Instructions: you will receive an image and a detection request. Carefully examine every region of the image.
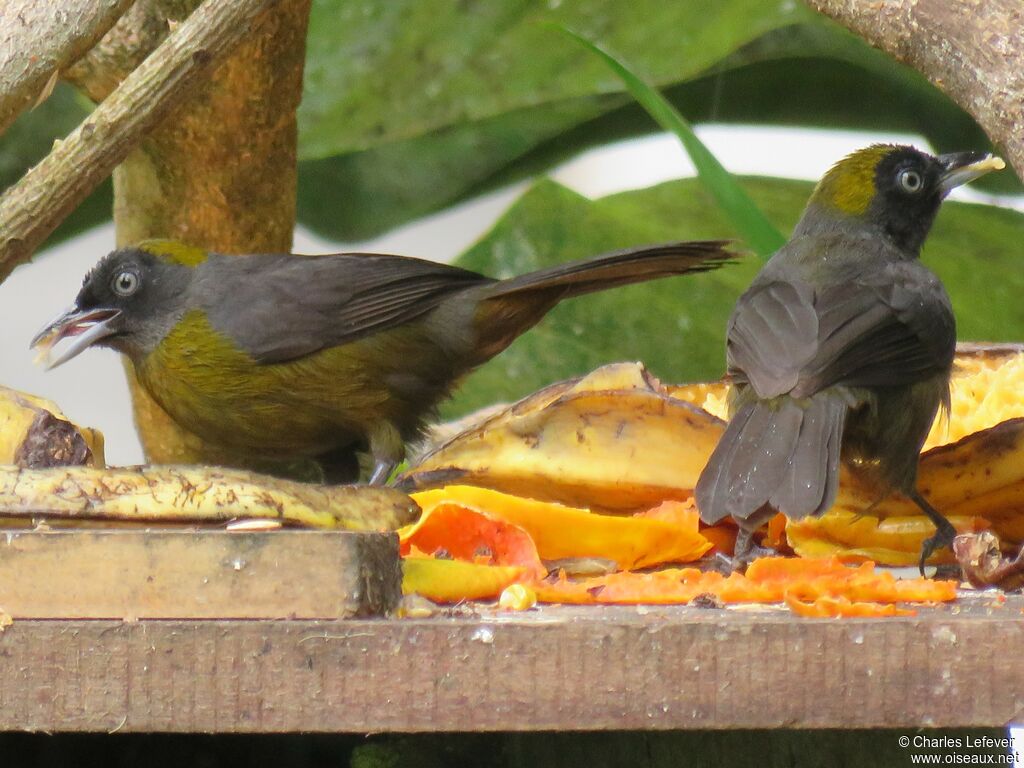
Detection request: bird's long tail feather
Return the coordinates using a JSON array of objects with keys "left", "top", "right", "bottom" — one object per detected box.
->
[
  {"left": 489, "top": 241, "right": 733, "bottom": 299},
  {"left": 695, "top": 394, "right": 847, "bottom": 525},
  {"left": 471, "top": 241, "right": 733, "bottom": 361}
]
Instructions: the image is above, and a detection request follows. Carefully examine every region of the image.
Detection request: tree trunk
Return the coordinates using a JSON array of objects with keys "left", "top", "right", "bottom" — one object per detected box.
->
[
  {"left": 0, "top": 0, "right": 279, "bottom": 281},
  {"left": 75, "top": 0, "right": 312, "bottom": 464}
]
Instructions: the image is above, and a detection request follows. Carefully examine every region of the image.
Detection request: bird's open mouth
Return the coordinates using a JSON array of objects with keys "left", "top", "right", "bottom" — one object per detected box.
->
[
  {"left": 30, "top": 307, "right": 122, "bottom": 370},
  {"left": 938, "top": 152, "right": 1005, "bottom": 195}
]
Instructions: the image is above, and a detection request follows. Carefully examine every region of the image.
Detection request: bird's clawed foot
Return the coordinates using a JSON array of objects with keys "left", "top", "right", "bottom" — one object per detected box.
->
[
  {"left": 907, "top": 488, "right": 957, "bottom": 577},
  {"left": 918, "top": 519, "right": 957, "bottom": 577},
  {"left": 367, "top": 421, "right": 404, "bottom": 486},
  {"left": 712, "top": 528, "right": 778, "bottom": 573}
]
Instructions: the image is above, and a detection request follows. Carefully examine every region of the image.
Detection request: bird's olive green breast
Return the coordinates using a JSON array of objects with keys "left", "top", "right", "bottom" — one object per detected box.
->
[{"left": 135, "top": 310, "right": 460, "bottom": 458}]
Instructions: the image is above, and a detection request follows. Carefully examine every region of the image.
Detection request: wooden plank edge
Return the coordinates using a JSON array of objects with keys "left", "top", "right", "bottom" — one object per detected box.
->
[
  {"left": 0, "top": 530, "right": 402, "bottom": 620},
  {"left": 0, "top": 606, "right": 1020, "bottom": 733}
]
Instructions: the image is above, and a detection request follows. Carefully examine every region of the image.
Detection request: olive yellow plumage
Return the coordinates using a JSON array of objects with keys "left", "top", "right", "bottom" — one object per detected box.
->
[{"left": 34, "top": 238, "right": 732, "bottom": 483}]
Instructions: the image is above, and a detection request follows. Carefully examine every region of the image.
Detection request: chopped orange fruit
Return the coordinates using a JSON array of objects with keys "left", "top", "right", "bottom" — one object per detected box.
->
[
  {"left": 411, "top": 486, "right": 711, "bottom": 569},
  {"left": 765, "top": 513, "right": 788, "bottom": 550},
  {"left": 784, "top": 594, "right": 915, "bottom": 618},
  {"left": 399, "top": 487, "right": 956, "bottom": 616},
  {"left": 637, "top": 498, "right": 736, "bottom": 556},
  {"left": 402, "top": 557, "right": 525, "bottom": 602},
  {"left": 635, "top": 499, "right": 700, "bottom": 528},
  {"left": 399, "top": 502, "right": 544, "bottom": 576},
  {"left": 528, "top": 556, "right": 955, "bottom": 615}
]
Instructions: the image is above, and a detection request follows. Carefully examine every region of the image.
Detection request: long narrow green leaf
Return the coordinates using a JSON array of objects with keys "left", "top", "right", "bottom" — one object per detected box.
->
[{"left": 557, "top": 26, "right": 787, "bottom": 257}]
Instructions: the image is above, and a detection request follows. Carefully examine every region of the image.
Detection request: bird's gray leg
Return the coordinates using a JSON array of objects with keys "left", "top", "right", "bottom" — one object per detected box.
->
[
  {"left": 907, "top": 488, "right": 957, "bottom": 576},
  {"left": 712, "top": 508, "right": 779, "bottom": 572},
  {"left": 367, "top": 421, "right": 404, "bottom": 486},
  {"left": 730, "top": 524, "right": 778, "bottom": 568}
]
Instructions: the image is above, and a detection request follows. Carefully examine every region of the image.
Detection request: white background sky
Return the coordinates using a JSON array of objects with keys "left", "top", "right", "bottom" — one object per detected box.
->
[{"left": 1, "top": 125, "right": 1020, "bottom": 466}]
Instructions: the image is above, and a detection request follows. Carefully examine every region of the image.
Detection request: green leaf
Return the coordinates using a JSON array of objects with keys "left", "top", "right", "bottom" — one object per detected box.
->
[
  {"left": 297, "top": 9, "right": 1012, "bottom": 240},
  {"left": 0, "top": 4, "right": 1012, "bottom": 251},
  {"left": 557, "top": 25, "right": 785, "bottom": 257},
  {"left": 296, "top": 0, "right": 814, "bottom": 239},
  {"left": 1, "top": 6, "right": 1011, "bottom": 248},
  {"left": 0, "top": 85, "right": 85, "bottom": 189},
  {"left": 297, "top": 98, "right": 611, "bottom": 240},
  {"left": 300, "top": 0, "right": 804, "bottom": 158},
  {"left": 443, "top": 176, "right": 1024, "bottom": 416}
]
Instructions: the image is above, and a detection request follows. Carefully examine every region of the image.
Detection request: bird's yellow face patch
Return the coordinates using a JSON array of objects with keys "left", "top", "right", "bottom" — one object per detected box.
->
[
  {"left": 137, "top": 239, "right": 208, "bottom": 267},
  {"left": 811, "top": 144, "right": 895, "bottom": 217}
]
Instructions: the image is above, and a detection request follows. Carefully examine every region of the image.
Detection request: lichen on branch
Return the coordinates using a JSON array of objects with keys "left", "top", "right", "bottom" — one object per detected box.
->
[
  {"left": 0, "top": 0, "right": 277, "bottom": 283},
  {"left": 0, "top": 0, "right": 135, "bottom": 136}
]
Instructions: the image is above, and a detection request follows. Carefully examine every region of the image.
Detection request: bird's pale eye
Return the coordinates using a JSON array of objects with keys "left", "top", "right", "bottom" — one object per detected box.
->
[
  {"left": 111, "top": 269, "right": 140, "bottom": 297},
  {"left": 898, "top": 168, "right": 923, "bottom": 194}
]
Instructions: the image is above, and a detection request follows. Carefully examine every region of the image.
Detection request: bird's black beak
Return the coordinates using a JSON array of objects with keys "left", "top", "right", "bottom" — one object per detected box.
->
[
  {"left": 30, "top": 305, "right": 122, "bottom": 370},
  {"left": 937, "top": 151, "right": 1005, "bottom": 196}
]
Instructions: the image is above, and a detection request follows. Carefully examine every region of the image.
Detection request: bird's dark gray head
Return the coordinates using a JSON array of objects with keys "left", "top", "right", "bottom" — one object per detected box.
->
[
  {"left": 31, "top": 242, "right": 197, "bottom": 368},
  {"left": 797, "top": 144, "right": 1004, "bottom": 254}
]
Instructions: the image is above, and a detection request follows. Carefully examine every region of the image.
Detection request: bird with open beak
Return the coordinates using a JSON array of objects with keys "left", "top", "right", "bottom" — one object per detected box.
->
[{"left": 33, "top": 239, "right": 732, "bottom": 484}]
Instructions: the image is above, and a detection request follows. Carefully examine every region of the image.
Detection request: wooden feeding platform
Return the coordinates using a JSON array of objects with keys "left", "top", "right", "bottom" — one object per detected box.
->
[{"left": 0, "top": 528, "right": 1021, "bottom": 734}]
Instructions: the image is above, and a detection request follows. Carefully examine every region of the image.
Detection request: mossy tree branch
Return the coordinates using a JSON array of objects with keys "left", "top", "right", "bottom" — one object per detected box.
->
[
  {"left": 807, "top": 0, "right": 1024, "bottom": 180},
  {"left": 0, "top": 0, "right": 277, "bottom": 283},
  {"left": 0, "top": 0, "right": 135, "bottom": 136}
]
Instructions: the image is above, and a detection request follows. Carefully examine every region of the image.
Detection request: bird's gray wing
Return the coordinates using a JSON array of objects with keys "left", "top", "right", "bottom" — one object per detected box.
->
[
  {"left": 196, "top": 253, "right": 494, "bottom": 362},
  {"left": 793, "top": 261, "right": 955, "bottom": 396},
  {"left": 727, "top": 261, "right": 954, "bottom": 400},
  {"left": 725, "top": 279, "right": 820, "bottom": 398}
]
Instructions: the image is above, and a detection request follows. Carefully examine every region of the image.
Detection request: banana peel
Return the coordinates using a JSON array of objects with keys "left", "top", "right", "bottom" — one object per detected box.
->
[
  {"left": 0, "top": 386, "right": 417, "bottom": 531},
  {"left": 398, "top": 362, "right": 724, "bottom": 512},
  {"left": 793, "top": 346, "right": 1024, "bottom": 560},
  {"left": 403, "top": 345, "right": 1024, "bottom": 565},
  {"left": 677, "top": 346, "right": 1024, "bottom": 559},
  {"left": 675, "top": 344, "right": 1024, "bottom": 450},
  {"left": 796, "top": 417, "right": 1024, "bottom": 560},
  {"left": 785, "top": 510, "right": 989, "bottom": 566},
  {"left": 0, "top": 386, "right": 104, "bottom": 467},
  {"left": 0, "top": 464, "right": 418, "bottom": 531}
]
